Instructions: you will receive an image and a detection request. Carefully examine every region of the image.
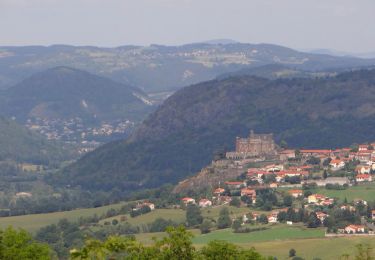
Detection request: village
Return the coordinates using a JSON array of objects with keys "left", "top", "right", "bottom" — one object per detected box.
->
[
  {"left": 172, "top": 131, "right": 375, "bottom": 236},
  {"left": 25, "top": 117, "right": 136, "bottom": 154}
]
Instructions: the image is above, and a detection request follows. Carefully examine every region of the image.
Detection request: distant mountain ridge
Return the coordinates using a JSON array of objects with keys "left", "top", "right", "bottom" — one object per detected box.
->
[
  {"left": 1, "top": 43, "right": 374, "bottom": 92},
  {"left": 0, "top": 67, "right": 154, "bottom": 122},
  {"left": 55, "top": 68, "right": 375, "bottom": 192}
]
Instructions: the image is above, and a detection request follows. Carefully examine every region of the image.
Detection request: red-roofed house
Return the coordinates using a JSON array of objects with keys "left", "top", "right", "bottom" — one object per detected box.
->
[
  {"left": 345, "top": 225, "right": 365, "bottom": 234},
  {"left": 329, "top": 159, "right": 345, "bottom": 170},
  {"left": 316, "top": 212, "right": 329, "bottom": 222},
  {"left": 181, "top": 197, "right": 196, "bottom": 205},
  {"left": 241, "top": 188, "right": 256, "bottom": 197},
  {"left": 288, "top": 189, "right": 303, "bottom": 198},
  {"left": 356, "top": 174, "right": 372, "bottom": 182},
  {"left": 356, "top": 165, "right": 371, "bottom": 174},
  {"left": 225, "top": 181, "right": 245, "bottom": 189},
  {"left": 359, "top": 144, "right": 369, "bottom": 151},
  {"left": 199, "top": 199, "right": 212, "bottom": 208},
  {"left": 213, "top": 188, "right": 225, "bottom": 195}
]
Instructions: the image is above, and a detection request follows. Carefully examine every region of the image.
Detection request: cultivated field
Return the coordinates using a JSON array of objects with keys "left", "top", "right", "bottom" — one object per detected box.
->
[
  {"left": 192, "top": 224, "right": 325, "bottom": 244},
  {"left": 0, "top": 202, "right": 126, "bottom": 233},
  {"left": 316, "top": 182, "right": 375, "bottom": 202}
]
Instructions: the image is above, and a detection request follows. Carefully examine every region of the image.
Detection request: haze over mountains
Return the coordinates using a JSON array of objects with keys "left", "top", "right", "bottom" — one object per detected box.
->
[
  {"left": 1, "top": 43, "right": 375, "bottom": 93},
  {"left": 56, "top": 68, "right": 375, "bottom": 191},
  {"left": 0, "top": 66, "right": 153, "bottom": 123}
]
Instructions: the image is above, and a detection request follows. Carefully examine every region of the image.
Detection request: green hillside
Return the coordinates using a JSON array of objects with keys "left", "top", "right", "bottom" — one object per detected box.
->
[
  {"left": 0, "top": 66, "right": 153, "bottom": 122},
  {"left": 56, "top": 69, "right": 375, "bottom": 191},
  {"left": 0, "top": 117, "right": 71, "bottom": 164}
]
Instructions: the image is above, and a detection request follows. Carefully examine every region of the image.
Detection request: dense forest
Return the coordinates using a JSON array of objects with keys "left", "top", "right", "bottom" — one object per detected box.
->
[{"left": 55, "top": 69, "right": 375, "bottom": 191}]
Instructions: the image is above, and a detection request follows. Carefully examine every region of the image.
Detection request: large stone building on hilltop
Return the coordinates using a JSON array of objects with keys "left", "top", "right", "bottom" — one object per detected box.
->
[{"left": 227, "top": 130, "right": 277, "bottom": 159}]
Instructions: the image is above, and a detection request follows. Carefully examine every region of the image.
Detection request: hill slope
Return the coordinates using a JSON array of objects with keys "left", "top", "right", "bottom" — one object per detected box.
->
[
  {"left": 0, "top": 117, "right": 71, "bottom": 164},
  {"left": 0, "top": 67, "right": 153, "bottom": 122},
  {"left": 0, "top": 43, "right": 374, "bottom": 92},
  {"left": 56, "top": 69, "right": 375, "bottom": 191}
]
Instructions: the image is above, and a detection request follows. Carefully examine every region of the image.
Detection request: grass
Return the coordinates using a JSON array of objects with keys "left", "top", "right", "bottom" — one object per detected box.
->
[
  {"left": 192, "top": 224, "right": 325, "bottom": 244},
  {"left": 250, "top": 236, "right": 375, "bottom": 259},
  {"left": 100, "top": 205, "right": 256, "bottom": 228},
  {"left": 315, "top": 182, "right": 375, "bottom": 202},
  {"left": 0, "top": 202, "right": 126, "bottom": 233}
]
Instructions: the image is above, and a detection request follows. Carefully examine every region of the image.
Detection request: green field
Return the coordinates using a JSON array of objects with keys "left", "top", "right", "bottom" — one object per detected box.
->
[
  {"left": 0, "top": 202, "right": 126, "bottom": 233},
  {"left": 136, "top": 227, "right": 375, "bottom": 259},
  {"left": 192, "top": 224, "right": 325, "bottom": 244},
  {"left": 251, "top": 236, "right": 375, "bottom": 259},
  {"left": 100, "top": 206, "right": 254, "bottom": 227},
  {"left": 316, "top": 183, "right": 375, "bottom": 202}
]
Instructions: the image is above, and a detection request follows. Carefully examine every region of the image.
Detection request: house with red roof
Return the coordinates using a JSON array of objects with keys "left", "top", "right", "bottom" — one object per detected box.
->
[
  {"left": 345, "top": 225, "right": 365, "bottom": 234},
  {"left": 329, "top": 159, "right": 345, "bottom": 170},
  {"left": 316, "top": 211, "right": 329, "bottom": 222},
  {"left": 225, "top": 181, "right": 245, "bottom": 189},
  {"left": 356, "top": 174, "right": 372, "bottom": 182},
  {"left": 213, "top": 188, "right": 225, "bottom": 195},
  {"left": 181, "top": 197, "right": 196, "bottom": 205},
  {"left": 288, "top": 189, "right": 303, "bottom": 198},
  {"left": 199, "top": 199, "right": 212, "bottom": 208}
]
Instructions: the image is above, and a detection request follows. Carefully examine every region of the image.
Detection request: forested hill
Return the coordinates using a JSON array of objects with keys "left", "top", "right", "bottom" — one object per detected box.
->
[
  {"left": 0, "top": 117, "right": 72, "bottom": 164},
  {"left": 0, "top": 67, "right": 153, "bottom": 122},
  {"left": 57, "top": 69, "right": 375, "bottom": 191}
]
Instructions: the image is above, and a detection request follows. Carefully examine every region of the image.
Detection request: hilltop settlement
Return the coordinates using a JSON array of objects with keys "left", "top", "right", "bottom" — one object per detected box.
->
[{"left": 173, "top": 130, "right": 375, "bottom": 235}]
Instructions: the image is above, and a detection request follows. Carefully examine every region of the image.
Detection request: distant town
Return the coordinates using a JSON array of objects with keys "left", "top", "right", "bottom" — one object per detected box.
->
[
  {"left": 25, "top": 117, "right": 136, "bottom": 153},
  {"left": 174, "top": 130, "right": 375, "bottom": 235}
]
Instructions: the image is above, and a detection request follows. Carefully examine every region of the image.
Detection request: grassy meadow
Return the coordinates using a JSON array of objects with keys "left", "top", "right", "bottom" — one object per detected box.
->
[{"left": 0, "top": 202, "right": 126, "bottom": 233}]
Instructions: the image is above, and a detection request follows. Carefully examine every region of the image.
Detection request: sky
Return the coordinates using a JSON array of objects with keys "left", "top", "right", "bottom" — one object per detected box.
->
[{"left": 1, "top": 0, "right": 375, "bottom": 53}]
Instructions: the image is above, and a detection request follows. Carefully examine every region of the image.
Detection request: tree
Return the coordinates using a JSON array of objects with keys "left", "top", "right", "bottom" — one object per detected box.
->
[
  {"left": 289, "top": 248, "right": 296, "bottom": 257},
  {"left": 307, "top": 212, "right": 321, "bottom": 228},
  {"left": 283, "top": 195, "right": 293, "bottom": 207},
  {"left": 232, "top": 219, "right": 242, "bottom": 232},
  {"left": 199, "top": 219, "right": 212, "bottom": 234},
  {"left": 277, "top": 211, "right": 287, "bottom": 223},
  {"left": 280, "top": 140, "right": 288, "bottom": 149},
  {"left": 323, "top": 170, "right": 328, "bottom": 179},
  {"left": 229, "top": 197, "right": 241, "bottom": 207},
  {"left": 258, "top": 214, "right": 269, "bottom": 224},
  {"left": 111, "top": 219, "right": 118, "bottom": 225},
  {"left": 0, "top": 227, "right": 51, "bottom": 260},
  {"left": 217, "top": 207, "right": 232, "bottom": 229},
  {"left": 186, "top": 204, "right": 203, "bottom": 227}
]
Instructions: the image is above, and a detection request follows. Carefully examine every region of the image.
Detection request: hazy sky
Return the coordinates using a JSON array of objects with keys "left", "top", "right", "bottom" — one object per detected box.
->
[{"left": 1, "top": 0, "right": 374, "bottom": 52}]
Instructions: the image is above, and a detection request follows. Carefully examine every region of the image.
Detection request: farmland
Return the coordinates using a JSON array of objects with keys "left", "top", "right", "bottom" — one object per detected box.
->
[
  {"left": 0, "top": 202, "right": 126, "bottom": 233},
  {"left": 192, "top": 224, "right": 325, "bottom": 244},
  {"left": 316, "top": 182, "right": 375, "bottom": 202}
]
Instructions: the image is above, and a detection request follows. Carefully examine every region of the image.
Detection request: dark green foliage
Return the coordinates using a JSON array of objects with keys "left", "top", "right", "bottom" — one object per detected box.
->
[
  {"left": 186, "top": 204, "right": 203, "bottom": 227},
  {"left": 0, "top": 227, "right": 51, "bottom": 259},
  {"left": 217, "top": 207, "right": 232, "bottom": 229},
  {"left": 59, "top": 69, "right": 375, "bottom": 191},
  {"left": 229, "top": 197, "right": 241, "bottom": 207},
  {"left": 258, "top": 214, "right": 269, "bottom": 224},
  {"left": 130, "top": 205, "right": 151, "bottom": 218},
  {"left": 289, "top": 248, "right": 296, "bottom": 257},
  {"left": 307, "top": 212, "right": 321, "bottom": 228},
  {"left": 199, "top": 219, "right": 212, "bottom": 234},
  {"left": 231, "top": 219, "right": 242, "bottom": 232},
  {"left": 149, "top": 218, "right": 178, "bottom": 232},
  {"left": 283, "top": 195, "right": 293, "bottom": 207}
]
